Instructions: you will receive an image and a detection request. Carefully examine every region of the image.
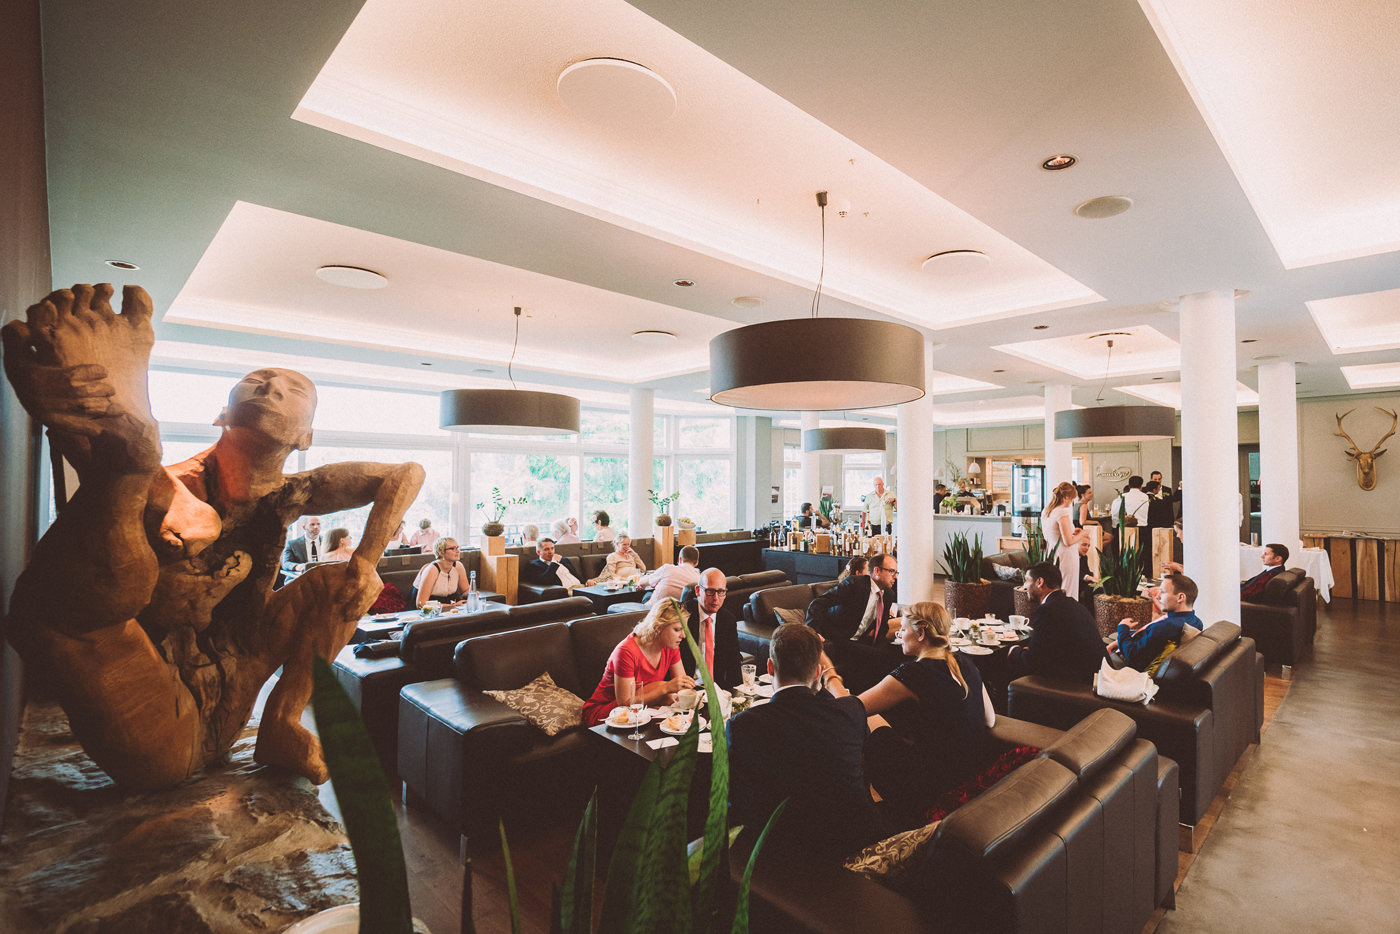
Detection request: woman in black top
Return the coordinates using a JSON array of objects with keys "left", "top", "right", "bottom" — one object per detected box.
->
[{"left": 857, "top": 602, "right": 996, "bottom": 826}]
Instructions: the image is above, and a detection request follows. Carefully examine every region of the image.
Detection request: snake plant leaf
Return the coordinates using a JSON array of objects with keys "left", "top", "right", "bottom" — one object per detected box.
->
[
  {"left": 729, "top": 800, "right": 788, "bottom": 934},
  {"left": 598, "top": 758, "right": 662, "bottom": 932},
  {"left": 680, "top": 613, "right": 730, "bottom": 934},
  {"left": 556, "top": 789, "right": 597, "bottom": 934},
  {"left": 631, "top": 710, "right": 700, "bottom": 933}
]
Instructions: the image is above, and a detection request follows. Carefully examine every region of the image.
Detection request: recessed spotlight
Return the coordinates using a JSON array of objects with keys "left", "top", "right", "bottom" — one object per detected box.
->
[
  {"left": 673, "top": 278, "right": 695, "bottom": 288},
  {"left": 1073, "top": 196, "right": 1133, "bottom": 219},
  {"left": 1041, "top": 154, "right": 1077, "bottom": 171},
  {"left": 731, "top": 296, "right": 765, "bottom": 308},
  {"left": 1252, "top": 354, "right": 1279, "bottom": 362},
  {"left": 473, "top": 367, "right": 494, "bottom": 374},
  {"left": 420, "top": 361, "right": 433, "bottom": 367},
  {"left": 1033, "top": 324, "right": 1050, "bottom": 330},
  {"left": 104, "top": 260, "right": 140, "bottom": 270},
  {"left": 1026, "top": 379, "right": 1044, "bottom": 385},
  {"left": 992, "top": 369, "right": 1005, "bottom": 373},
  {"left": 1152, "top": 376, "right": 1165, "bottom": 381},
  {"left": 632, "top": 329, "right": 678, "bottom": 345},
  {"left": 1241, "top": 338, "right": 1258, "bottom": 343},
  {"left": 315, "top": 265, "right": 388, "bottom": 289},
  {"left": 921, "top": 250, "right": 990, "bottom": 277}
]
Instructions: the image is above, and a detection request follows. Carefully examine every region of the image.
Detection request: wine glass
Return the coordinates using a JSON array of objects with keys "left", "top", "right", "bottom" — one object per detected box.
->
[{"left": 627, "top": 680, "right": 647, "bottom": 741}]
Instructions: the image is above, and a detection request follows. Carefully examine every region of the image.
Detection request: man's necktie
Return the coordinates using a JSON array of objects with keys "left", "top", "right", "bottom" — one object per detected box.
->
[
  {"left": 703, "top": 616, "right": 715, "bottom": 674},
  {"left": 308, "top": 538, "right": 318, "bottom": 562},
  {"left": 870, "top": 595, "right": 884, "bottom": 643}
]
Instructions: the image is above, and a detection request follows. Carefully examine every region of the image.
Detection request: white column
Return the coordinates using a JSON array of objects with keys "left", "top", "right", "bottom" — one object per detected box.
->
[
  {"left": 1257, "top": 360, "right": 1301, "bottom": 558},
  {"left": 1044, "top": 383, "right": 1074, "bottom": 489},
  {"left": 800, "top": 411, "right": 821, "bottom": 511},
  {"left": 897, "top": 342, "right": 937, "bottom": 603},
  {"left": 628, "top": 388, "right": 654, "bottom": 538},
  {"left": 1178, "top": 289, "right": 1241, "bottom": 625}
]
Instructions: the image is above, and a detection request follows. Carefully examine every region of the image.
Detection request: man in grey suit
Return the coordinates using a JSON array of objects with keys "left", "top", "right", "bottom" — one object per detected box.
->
[{"left": 280, "top": 515, "right": 323, "bottom": 577}]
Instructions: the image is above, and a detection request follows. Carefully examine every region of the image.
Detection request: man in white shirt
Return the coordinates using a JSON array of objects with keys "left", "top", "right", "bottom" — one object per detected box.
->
[
  {"left": 640, "top": 544, "right": 701, "bottom": 605},
  {"left": 863, "top": 477, "right": 896, "bottom": 534},
  {"left": 1109, "top": 476, "right": 1150, "bottom": 528},
  {"left": 521, "top": 537, "right": 582, "bottom": 592},
  {"left": 280, "top": 516, "right": 323, "bottom": 577},
  {"left": 679, "top": 566, "right": 741, "bottom": 689}
]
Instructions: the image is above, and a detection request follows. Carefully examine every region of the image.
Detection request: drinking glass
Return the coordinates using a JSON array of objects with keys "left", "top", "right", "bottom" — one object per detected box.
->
[
  {"left": 741, "top": 663, "right": 757, "bottom": 691},
  {"left": 627, "top": 681, "right": 646, "bottom": 741}
]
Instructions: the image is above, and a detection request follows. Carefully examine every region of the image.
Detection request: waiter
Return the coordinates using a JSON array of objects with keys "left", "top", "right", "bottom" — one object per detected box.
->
[{"left": 864, "top": 477, "right": 896, "bottom": 534}]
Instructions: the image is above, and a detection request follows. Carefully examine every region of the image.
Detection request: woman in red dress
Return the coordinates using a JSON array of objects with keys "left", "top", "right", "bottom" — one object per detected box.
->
[{"left": 583, "top": 600, "right": 696, "bottom": 726}]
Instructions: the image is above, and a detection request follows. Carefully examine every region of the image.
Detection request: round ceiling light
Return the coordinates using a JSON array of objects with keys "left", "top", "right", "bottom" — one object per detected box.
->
[
  {"left": 673, "top": 278, "right": 696, "bottom": 288},
  {"left": 557, "top": 58, "right": 677, "bottom": 127},
  {"left": 1073, "top": 196, "right": 1133, "bottom": 219},
  {"left": 1041, "top": 154, "right": 1077, "bottom": 171},
  {"left": 709, "top": 318, "right": 926, "bottom": 410},
  {"left": 921, "top": 250, "right": 990, "bottom": 277},
  {"left": 802, "top": 427, "right": 888, "bottom": 455},
  {"left": 315, "top": 265, "right": 388, "bottom": 289},
  {"left": 731, "top": 296, "right": 765, "bottom": 309},
  {"left": 104, "top": 260, "right": 140, "bottom": 270},
  {"left": 631, "top": 329, "right": 678, "bottom": 345},
  {"left": 440, "top": 389, "right": 580, "bottom": 436},
  {"left": 1054, "top": 405, "right": 1176, "bottom": 442}
]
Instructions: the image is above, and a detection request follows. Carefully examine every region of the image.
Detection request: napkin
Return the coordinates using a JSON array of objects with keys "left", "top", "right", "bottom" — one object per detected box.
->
[
  {"left": 1094, "top": 659, "right": 1159, "bottom": 706},
  {"left": 646, "top": 733, "right": 713, "bottom": 753}
]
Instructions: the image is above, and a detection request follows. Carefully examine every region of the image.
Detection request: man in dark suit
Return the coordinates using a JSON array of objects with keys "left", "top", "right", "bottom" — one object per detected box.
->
[
  {"left": 1007, "top": 561, "right": 1104, "bottom": 684},
  {"left": 521, "top": 537, "right": 582, "bottom": 589},
  {"left": 805, "top": 552, "right": 901, "bottom": 691},
  {"left": 1241, "top": 543, "right": 1289, "bottom": 599},
  {"left": 279, "top": 515, "right": 323, "bottom": 579},
  {"left": 679, "top": 567, "right": 742, "bottom": 689},
  {"left": 727, "top": 623, "right": 882, "bottom": 859}
]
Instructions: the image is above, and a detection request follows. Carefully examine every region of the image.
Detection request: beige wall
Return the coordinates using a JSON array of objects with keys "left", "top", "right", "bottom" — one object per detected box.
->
[{"left": 1299, "top": 391, "right": 1400, "bottom": 537}]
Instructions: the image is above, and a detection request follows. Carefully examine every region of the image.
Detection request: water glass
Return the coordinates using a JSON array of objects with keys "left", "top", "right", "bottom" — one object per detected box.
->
[
  {"left": 627, "top": 681, "right": 646, "bottom": 741},
  {"left": 741, "top": 663, "right": 757, "bottom": 690}
]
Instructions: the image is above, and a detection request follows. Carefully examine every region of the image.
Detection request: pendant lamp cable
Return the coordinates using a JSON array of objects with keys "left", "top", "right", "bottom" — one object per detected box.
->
[
  {"left": 1095, "top": 338, "right": 1114, "bottom": 405},
  {"left": 811, "top": 190, "right": 828, "bottom": 318},
  {"left": 508, "top": 306, "right": 522, "bottom": 390}
]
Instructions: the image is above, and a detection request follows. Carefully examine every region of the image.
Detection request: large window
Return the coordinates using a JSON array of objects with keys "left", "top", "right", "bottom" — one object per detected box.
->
[
  {"left": 783, "top": 443, "right": 802, "bottom": 519},
  {"left": 843, "top": 452, "right": 886, "bottom": 511},
  {"left": 678, "top": 457, "right": 732, "bottom": 531},
  {"left": 582, "top": 456, "right": 629, "bottom": 537},
  {"left": 470, "top": 452, "right": 577, "bottom": 539},
  {"left": 303, "top": 445, "right": 453, "bottom": 545}
]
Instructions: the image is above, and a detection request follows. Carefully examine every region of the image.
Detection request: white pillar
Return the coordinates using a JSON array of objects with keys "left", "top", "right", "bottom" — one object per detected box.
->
[
  {"left": 628, "top": 388, "right": 654, "bottom": 538},
  {"left": 1178, "top": 289, "right": 1240, "bottom": 625},
  {"left": 897, "top": 342, "right": 937, "bottom": 603},
  {"left": 1044, "top": 383, "right": 1074, "bottom": 489},
  {"left": 1257, "top": 360, "right": 1301, "bottom": 559},
  {"left": 800, "top": 411, "right": 821, "bottom": 512}
]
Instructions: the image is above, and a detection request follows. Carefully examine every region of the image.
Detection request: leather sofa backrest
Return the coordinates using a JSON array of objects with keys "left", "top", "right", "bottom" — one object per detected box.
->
[
  {"left": 1263, "top": 568, "right": 1305, "bottom": 605},
  {"left": 738, "top": 570, "right": 787, "bottom": 588},
  {"left": 1042, "top": 708, "right": 1136, "bottom": 782},
  {"left": 502, "top": 596, "right": 595, "bottom": 624},
  {"left": 931, "top": 756, "right": 1078, "bottom": 863},
  {"left": 454, "top": 622, "right": 582, "bottom": 695},
  {"left": 749, "top": 581, "right": 838, "bottom": 625},
  {"left": 570, "top": 612, "right": 647, "bottom": 693},
  {"left": 981, "top": 551, "right": 1030, "bottom": 581},
  {"left": 381, "top": 568, "right": 425, "bottom": 604},
  {"left": 400, "top": 607, "right": 513, "bottom": 675},
  {"left": 1154, "top": 620, "right": 1238, "bottom": 689},
  {"left": 376, "top": 552, "right": 434, "bottom": 573}
]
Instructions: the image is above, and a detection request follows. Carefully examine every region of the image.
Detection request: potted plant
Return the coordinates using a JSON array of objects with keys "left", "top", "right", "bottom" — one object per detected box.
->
[
  {"left": 940, "top": 530, "right": 990, "bottom": 619},
  {"left": 1014, "top": 521, "right": 1059, "bottom": 617},
  {"left": 1092, "top": 501, "right": 1152, "bottom": 639},
  {"left": 648, "top": 489, "right": 679, "bottom": 527},
  {"left": 476, "top": 486, "right": 527, "bottom": 538}
]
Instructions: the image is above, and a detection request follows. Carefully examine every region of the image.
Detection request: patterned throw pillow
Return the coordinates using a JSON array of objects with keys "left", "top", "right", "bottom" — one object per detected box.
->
[
  {"left": 367, "top": 582, "right": 406, "bottom": 614},
  {"left": 923, "top": 745, "right": 1043, "bottom": 824},
  {"left": 842, "top": 820, "right": 941, "bottom": 884},
  {"left": 484, "top": 673, "right": 584, "bottom": 736},
  {"left": 1146, "top": 641, "right": 1178, "bottom": 678},
  {"left": 992, "top": 564, "right": 1022, "bottom": 582},
  {"left": 773, "top": 607, "right": 808, "bottom": 628}
]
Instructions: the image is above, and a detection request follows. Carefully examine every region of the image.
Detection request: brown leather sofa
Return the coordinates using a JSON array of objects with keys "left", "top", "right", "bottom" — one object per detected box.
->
[
  {"left": 1241, "top": 568, "right": 1317, "bottom": 667},
  {"left": 331, "top": 596, "right": 595, "bottom": 775},
  {"left": 739, "top": 580, "right": 838, "bottom": 666},
  {"left": 1008, "top": 620, "right": 1264, "bottom": 827},
  {"left": 738, "top": 709, "right": 1179, "bottom": 934},
  {"left": 604, "top": 569, "right": 789, "bottom": 620},
  {"left": 982, "top": 551, "right": 1031, "bottom": 619},
  {"left": 375, "top": 551, "right": 504, "bottom": 607},
  {"left": 396, "top": 611, "right": 644, "bottom": 846},
  {"left": 516, "top": 537, "right": 766, "bottom": 603}
]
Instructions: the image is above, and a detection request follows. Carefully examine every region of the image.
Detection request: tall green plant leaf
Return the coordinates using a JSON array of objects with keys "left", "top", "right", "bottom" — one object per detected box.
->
[
  {"left": 556, "top": 790, "right": 598, "bottom": 934},
  {"left": 499, "top": 822, "right": 523, "bottom": 934},
  {"left": 309, "top": 658, "right": 413, "bottom": 934},
  {"left": 630, "top": 713, "right": 701, "bottom": 932},
  {"left": 729, "top": 800, "right": 789, "bottom": 934},
  {"left": 681, "top": 616, "right": 730, "bottom": 934},
  {"left": 598, "top": 760, "right": 662, "bottom": 931}
]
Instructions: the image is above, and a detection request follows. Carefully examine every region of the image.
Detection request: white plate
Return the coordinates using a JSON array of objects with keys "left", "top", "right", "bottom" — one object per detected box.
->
[
  {"left": 758, "top": 673, "right": 773, "bottom": 684},
  {"left": 369, "top": 614, "right": 402, "bottom": 623},
  {"left": 949, "top": 637, "right": 971, "bottom": 646},
  {"left": 658, "top": 715, "right": 707, "bottom": 736},
  {"left": 958, "top": 645, "right": 994, "bottom": 656},
  {"left": 606, "top": 709, "right": 652, "bottom": 730}
]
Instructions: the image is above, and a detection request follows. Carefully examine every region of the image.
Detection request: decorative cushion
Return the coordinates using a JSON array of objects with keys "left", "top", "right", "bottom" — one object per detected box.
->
[
  {"left": 367, "top": 582, "right": 406, "bottom": 614},
  {"left": 483, "top": 672, "right": 584, "bottom": 736},
  {"left": 1180, "top": 623, "right": 1202, "bottom": 643},
  {"left": 1145, "top": 641, "right": 1178, "bottom": 678},
  {"left": 923, "top": 745, "right": 1043, "bottom": 824},
  {"left": 841, "top": 820, "right": 941, "bottom": 884},
  {"left": 774, "top": 607, "right": 807, "bottom": 628},
  {"left": 992, "top": 564, "right": 1022, "bottom": 582}
]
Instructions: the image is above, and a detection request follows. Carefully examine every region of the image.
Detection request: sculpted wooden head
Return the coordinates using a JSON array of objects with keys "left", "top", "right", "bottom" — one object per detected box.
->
[{"left": 1335, "top": 407, "right": 1396, "bottom": 491}]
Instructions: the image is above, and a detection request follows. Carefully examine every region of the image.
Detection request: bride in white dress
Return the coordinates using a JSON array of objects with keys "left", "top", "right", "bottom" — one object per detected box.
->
[{"left": 1042, "top": 481, "right": 1089, "bottom": 600}]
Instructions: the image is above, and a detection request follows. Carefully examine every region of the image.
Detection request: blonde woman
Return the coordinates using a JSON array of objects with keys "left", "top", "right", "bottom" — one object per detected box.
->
[
  {"left": 589, "top": 534, "right": 647, "bottom": 584},
  {"left": 582, "top": 600, "right": 695, "bottom": 726},
  {"left": 412, "top": 537, "right": 470, "bottom": 607},
  {"left": 1043, "top": 480, "right": 1090, "bottom": 600},
  {"left": 856, "top": 602, "right": 995, "bottom": 823}
]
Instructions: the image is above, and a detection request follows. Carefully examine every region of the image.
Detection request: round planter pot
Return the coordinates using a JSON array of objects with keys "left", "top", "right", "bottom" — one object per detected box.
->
[
  {"left": 1093, "top": 594, "right": 1153, "bottom": 641},
  {"left": 655, "top": 514, "right": 673, "bottom": 527},
  {"left": 944, "top": 580, "right": 992, "bottom": 620},
  {"left": 481, "top": 522, "right": 505, "bottom": 538},
  {"left": 284, "top": 905, "right": 431, "bottom": 933}
]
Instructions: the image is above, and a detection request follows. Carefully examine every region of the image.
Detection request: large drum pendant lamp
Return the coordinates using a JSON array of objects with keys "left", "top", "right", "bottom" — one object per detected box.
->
[
  {"left": 709, "top": 318, "right": 926, "bottom": 410},
  {"left": 439, "top": 388, "right": 580, "bottom": 435},
  {"left": 1054, "top": 405, "right": 1176, "bottom": 442},
  {"left": 803, "top": 426, "right": 888, "bottom": 454}
]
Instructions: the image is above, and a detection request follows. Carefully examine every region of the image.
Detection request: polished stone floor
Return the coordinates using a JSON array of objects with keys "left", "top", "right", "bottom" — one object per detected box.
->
[{"left": 1158, "top": 597, "right": 1399, "bottom": 933}]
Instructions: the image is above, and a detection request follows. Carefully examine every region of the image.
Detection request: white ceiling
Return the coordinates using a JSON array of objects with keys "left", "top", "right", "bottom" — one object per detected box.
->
[{"left": 29, "top": 0, "right": 1400, "bottom": 430}]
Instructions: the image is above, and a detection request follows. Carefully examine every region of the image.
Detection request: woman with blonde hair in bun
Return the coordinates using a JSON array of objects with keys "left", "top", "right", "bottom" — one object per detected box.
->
[{"left": 857, "top": 601, "right": 995, "bottom": 824}]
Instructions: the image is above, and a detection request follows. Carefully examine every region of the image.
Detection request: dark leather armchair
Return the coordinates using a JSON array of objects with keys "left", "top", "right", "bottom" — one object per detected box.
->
[
  {"left": 739, "top": 580, "right": 838, "bottom": 666},
  {"left": 1241, "top": 568, "right": 1316, "bottom": 667},
  {"left": 981, "top": 551, "right": 1030, "bottom": 619}
]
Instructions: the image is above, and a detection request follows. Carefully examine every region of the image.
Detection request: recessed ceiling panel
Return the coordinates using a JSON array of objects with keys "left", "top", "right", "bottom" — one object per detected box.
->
[
  {"left": 1138, "top": 0, "right": 1400, "bottom": 267},
  {"left": 1341, "top": 362, "right": 1400, "bottom": 391},
  {"left": 993, "top": 326, "right": 1180, "bottom": 380},
  {"left": 294, "top": 0, "right": 1101, "bottom": 330},
  {"left": 1305, "top": 288, "right": 1400, "bottom": 355},
  {"left": 930, "top": 395, "right": 1061, "bottom": 426},
  {"left": 166, "top": 202, "right": 721, "bottom": 381},
  {"left": 1119, "top": 380, "right": 1258, "bottom": 408}
]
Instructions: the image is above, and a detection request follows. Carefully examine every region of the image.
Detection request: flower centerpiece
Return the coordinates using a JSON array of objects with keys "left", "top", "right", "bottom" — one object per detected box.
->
[
  {"left": 648, "top": 489, "right": 679, "bottom": 526},
  {"left": 475, "top": 487, "right": 527, "bottom": 537}
]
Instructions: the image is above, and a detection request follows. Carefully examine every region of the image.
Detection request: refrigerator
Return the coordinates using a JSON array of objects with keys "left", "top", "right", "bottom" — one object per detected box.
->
[{"left": 1011, "top": 464, "right": 1046, "bottom": 528}]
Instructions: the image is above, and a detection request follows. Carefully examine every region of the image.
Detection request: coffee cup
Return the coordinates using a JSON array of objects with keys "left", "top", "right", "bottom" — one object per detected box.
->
[
  {"left": 675, "top": 688, "right": 698, "bottom": 711},
  {"left": 1009, "top": 614, "right": 1028, "bottom": 628}
]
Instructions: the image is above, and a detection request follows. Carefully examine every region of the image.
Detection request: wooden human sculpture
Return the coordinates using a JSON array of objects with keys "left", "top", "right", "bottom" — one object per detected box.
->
[
  {"left": 1, "top": 284, "right": 423, "bottom": 788},
  {"left": 1334, "top": 407, "right": 1396, "bottom": 492}
]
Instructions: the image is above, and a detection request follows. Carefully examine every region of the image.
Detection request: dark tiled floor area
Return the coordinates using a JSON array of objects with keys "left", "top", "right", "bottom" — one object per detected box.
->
[{"left": 1158, "top": 597, "right": 1400, "bottom": 933}]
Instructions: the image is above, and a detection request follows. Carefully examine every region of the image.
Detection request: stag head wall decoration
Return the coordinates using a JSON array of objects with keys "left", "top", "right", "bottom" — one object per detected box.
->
[{"left": 1334, "top": 407, "right": 1396, "bottom": 491}]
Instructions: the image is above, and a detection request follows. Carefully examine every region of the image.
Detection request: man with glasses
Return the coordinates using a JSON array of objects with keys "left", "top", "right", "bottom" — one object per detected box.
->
[
  {"left": 806, "top": 553, "right": 902, "bottom": 691},
  {"left": 680, "top": 567, "right": 741, "bottom": 689}
]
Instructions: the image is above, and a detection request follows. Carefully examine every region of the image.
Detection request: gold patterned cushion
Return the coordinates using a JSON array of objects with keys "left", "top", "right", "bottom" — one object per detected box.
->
[
  {"left": 484, "top": 673, "right": 583, "bottom": 736},
  {"left": 773, "top": 607, "right": 807, "bottom": 628},
  {"left": 841, "top": 821, "right": 941, "bottom": 884},
  {"left": 1146, "top": 641, "right": 1178, "bottom": 678}
]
